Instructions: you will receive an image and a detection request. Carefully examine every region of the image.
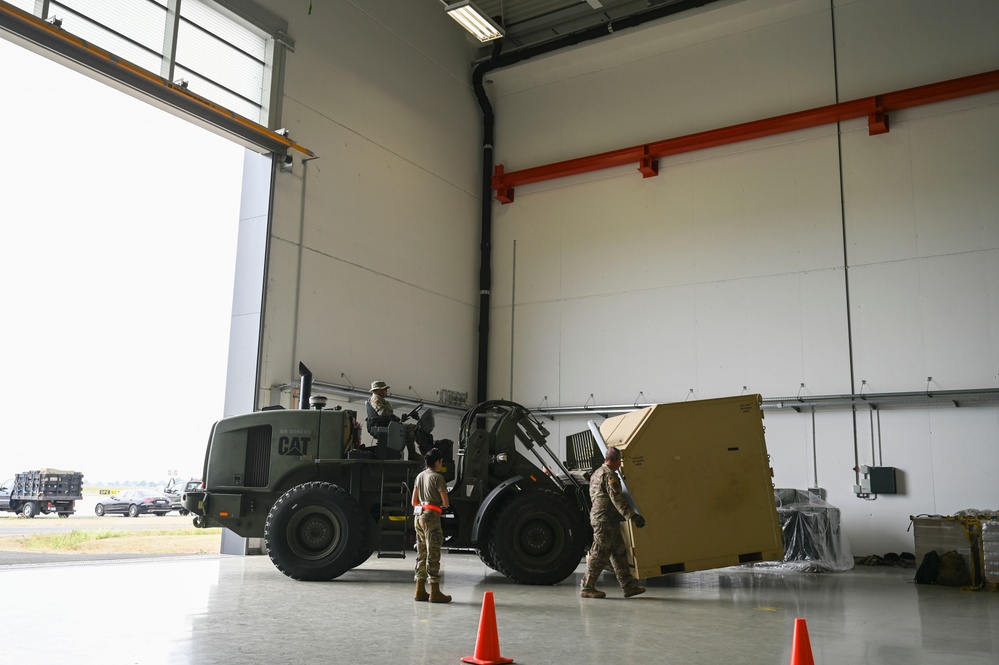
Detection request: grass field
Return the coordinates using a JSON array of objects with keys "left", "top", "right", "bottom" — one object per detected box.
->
[
  {"left": 0, "top": 527, "right": 223, "bottom": 554},
  {"left": 0, "top": 485, "right": 222, "bottom": 555}
]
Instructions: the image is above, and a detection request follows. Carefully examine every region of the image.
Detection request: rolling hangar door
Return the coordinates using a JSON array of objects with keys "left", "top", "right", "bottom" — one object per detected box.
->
[
  {"left": 0, "top": 0, "right": 310, "bottom": 420},
  {"left": 0, "top": 1, "right": 307, "bottom": 556}
]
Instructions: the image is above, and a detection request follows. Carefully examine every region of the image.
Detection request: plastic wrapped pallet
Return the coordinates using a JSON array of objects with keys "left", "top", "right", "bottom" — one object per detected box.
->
[
  {"left": 767, "top": 489, "right": 853, "bottom": 572},
  {"left": 982, "top": 520, "right": 999, "bottom": 589},
  {"left": 910, "top": 514, "right": 996, "bottom": 587}
]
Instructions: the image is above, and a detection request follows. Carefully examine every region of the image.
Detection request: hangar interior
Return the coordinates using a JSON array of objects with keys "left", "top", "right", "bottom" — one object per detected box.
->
[
  {"left": 1, "top": 0, "right": 997, "bottom": 663},
  {"left": 255, "top": 0, "right": 997, "bottom": 557}
]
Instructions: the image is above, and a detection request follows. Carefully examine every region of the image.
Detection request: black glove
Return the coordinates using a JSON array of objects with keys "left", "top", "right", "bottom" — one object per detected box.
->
[{"left": 632, "top": 514, "right": 646, "bottom": 529}]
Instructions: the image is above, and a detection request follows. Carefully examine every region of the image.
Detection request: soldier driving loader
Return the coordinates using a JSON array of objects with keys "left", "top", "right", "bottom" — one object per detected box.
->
[{"left": 367, "top": 380, "right": 419, "bottom": 459}]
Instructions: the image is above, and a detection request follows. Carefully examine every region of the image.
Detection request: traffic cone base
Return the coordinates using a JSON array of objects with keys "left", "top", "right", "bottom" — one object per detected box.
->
[
  {"left": 461, "top": 591, "right": 514, "bottom": 665},
  {"left": 790, "top": 617, "right": 815, "bottom": 665}
]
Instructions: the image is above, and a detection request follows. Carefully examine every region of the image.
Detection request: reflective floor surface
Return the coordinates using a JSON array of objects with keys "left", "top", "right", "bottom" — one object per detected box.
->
[{"left": 1, "top": 552, "right": 996, "bottom": 664}]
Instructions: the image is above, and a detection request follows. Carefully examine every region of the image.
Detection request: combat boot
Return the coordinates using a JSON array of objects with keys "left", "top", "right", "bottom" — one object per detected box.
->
[
  {"left": 622, "top": 584, "right": 646, "bottom": 598},
  {"left": 415, "top": 579, "right": 429, "bottom": 602},
  {"left": 579, "top": 588, "right": 606, "bottom": 599},
  {"left": 429, "top": 581, "right": 452, "bottom": 603}
]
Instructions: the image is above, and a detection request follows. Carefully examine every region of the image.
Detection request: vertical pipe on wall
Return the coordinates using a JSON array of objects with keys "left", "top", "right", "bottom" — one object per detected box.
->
[
  {"left": 869, "top": 408, "right": 876, "bottom": 465},
  {"left": 288, "top": 157, "right": 309, "bottom": 391},
  {"left": 811, "top": 408, "right": 819, "bottom": 489},
  {"left": 510, "top": 239, "right": 517, "bottom": 400},
  {"left": 876, "top": 409, "right": 883, "bottom": 465},
  {"left": 827, "top": 0, "right": 862, "bottom": 488},
  {"left": 473, "top": 49, "right": 499, "bottom": 405}
]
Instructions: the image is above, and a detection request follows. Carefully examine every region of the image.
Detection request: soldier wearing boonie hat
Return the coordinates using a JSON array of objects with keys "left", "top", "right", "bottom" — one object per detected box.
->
[{"left": 369, "top": 380, "right": 418, "bottom": 459}]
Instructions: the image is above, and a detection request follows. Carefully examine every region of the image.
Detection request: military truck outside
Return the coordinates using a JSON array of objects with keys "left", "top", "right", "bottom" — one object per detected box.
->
[{"left": 0, "top": 469, "right": 84, "bottom": 518}]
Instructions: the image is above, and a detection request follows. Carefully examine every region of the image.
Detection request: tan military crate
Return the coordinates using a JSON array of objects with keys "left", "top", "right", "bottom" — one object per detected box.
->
[{"left": 598, "top": 394, "right": 783, "bottom": 579}]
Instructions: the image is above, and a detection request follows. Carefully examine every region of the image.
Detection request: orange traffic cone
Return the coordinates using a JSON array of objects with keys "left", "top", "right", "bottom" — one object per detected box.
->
[
  {"left": 790, "top": 617, "right": 815, "bottom": 665},
  {"left": 461, "top": 591, "right": 514, "bottom": 665}
]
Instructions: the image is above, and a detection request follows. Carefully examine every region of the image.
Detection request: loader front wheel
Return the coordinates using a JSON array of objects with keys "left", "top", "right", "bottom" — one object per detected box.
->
[
  {"left": 488, "top": 489, "right": 587, "bottom": 585},
  {"left": 476, "top": 546, "right": 497, "bottom": 571},
  {"left": 265, "top": 482, "right": 365, "bottom": 581}
]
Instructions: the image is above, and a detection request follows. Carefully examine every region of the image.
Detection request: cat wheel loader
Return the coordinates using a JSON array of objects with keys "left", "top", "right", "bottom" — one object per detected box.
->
[{"left": 184, "top": 363, "right": 591, "bottom": 584}]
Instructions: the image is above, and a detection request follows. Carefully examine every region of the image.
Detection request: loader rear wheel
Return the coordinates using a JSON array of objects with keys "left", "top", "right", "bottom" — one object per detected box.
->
[
  {"left": 488, "top": 489, "right": 587, "bottom": 585},
  {"left": 265, "top": 482, "right": 365, "bottom": 581}
]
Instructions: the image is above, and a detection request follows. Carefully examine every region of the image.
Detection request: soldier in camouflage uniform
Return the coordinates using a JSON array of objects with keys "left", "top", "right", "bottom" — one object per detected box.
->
[
  {"left": 580, "top": 447, "right": 647, "bottom": 599},
  {"left": 411, "top": 447, "right": 452, "bottom": 603},
  {"left": 369, "top": 380, "right": 419, "bottom": 460}
]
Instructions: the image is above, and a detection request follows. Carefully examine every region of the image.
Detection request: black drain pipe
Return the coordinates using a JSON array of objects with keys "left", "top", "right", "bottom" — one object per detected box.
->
[
  {"left": 472, "top": 0, "right": 726, "bottom": 403},
  {"left": 473, "top": 43, "right": 501, "bottom": 405}
]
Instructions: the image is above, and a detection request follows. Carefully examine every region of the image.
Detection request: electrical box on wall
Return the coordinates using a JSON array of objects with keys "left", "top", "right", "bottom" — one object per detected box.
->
[
  {"left": 868, "top": 466, "right": 897, "bottom": 493},
  {"left": 858, "top": 465, "right": 898, "bottom": 495}
]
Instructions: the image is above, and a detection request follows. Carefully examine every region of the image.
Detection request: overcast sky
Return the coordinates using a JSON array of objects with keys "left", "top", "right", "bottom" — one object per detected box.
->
[{"left": 0, "top": 37, "right": 245, "bottom": 484}]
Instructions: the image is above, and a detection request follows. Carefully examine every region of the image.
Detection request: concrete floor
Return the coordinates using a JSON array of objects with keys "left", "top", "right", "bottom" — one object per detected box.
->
[{"left": 1, "top": 551, "right": 996, "bottom": 664}]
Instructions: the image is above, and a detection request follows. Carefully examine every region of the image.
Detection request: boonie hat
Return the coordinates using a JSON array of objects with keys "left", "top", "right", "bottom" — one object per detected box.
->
[{"left": 370, "top": 380, "right": 389, "bottom": 392}]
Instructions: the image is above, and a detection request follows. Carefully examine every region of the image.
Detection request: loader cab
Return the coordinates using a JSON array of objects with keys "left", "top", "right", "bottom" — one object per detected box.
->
[
  {"left": 363, "top": 399, "right": 406, "bottom": 460},
  {"left": 364, "top": 399, "right": 393, "bottom": 436}
]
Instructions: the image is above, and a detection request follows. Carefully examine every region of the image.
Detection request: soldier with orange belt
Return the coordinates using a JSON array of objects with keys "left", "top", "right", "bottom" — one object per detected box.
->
[{"left": 411, "top": 447, "right": 452, "bottom": 603}]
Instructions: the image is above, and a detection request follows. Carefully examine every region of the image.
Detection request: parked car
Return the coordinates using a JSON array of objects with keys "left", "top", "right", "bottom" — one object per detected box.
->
[
  {"left": 163, "top": 478, "right": 202, "bottom": 515},
  {"left": 94, "top": 489, "right": 172, "bottom": 517}
]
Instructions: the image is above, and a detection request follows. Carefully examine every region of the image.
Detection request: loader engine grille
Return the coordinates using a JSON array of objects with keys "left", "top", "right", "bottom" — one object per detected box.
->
[
  {"left": 565, "top": 430, "right": 601, "bottom": 471},
  {"left": 244, "top": 425, "right": 271, "bottom": 487}
]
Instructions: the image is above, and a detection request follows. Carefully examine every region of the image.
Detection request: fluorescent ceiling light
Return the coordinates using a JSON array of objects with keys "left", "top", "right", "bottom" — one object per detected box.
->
[{"left": 445, "top": 1, "right": 504, "bottom": 42}]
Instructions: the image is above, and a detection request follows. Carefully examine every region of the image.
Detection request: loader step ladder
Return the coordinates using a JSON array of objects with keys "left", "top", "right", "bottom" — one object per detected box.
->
[{"left": 377, "top": 472, "right": 411, "bottom": 559}]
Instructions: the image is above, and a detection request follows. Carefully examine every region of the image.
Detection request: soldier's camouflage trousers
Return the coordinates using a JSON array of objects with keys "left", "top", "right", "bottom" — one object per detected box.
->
[
  {"left": 582, "top": 519, "right": 635, "bottom": 590},
  {"left": 415, "top": 510, "right": 444, "bottom": 582}
]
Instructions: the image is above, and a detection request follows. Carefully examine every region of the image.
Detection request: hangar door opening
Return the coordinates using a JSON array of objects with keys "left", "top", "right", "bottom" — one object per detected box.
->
[{"left": 0, "top": 10, "right": 272, "bottom": 485}]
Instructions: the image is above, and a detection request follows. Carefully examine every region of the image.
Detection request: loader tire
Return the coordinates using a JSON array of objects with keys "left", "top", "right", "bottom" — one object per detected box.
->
[
  {"left": 473, "top": 508, "right": 499, "bottom": 571},
  {"left": 488, "top": 489, "right": 587, "bottom": 585},
  {"left": 476, "top": 546, "right": 497, "bottom": 571},
  {"left": 265, "top": 482, "right": 365, "bottom": 581},
  {"left": 346, "top": 515, "right": 375, "bottom": 569}
]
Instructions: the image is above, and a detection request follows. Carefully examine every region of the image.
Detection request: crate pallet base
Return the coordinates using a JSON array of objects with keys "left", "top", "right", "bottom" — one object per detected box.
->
[{"left": 630, "top": 548, "right": 786, "bottom": 578}]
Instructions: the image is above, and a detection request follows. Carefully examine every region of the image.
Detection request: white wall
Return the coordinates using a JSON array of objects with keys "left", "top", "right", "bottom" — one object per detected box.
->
[
  {"left": 252, "top": 0, "right": 484, "bottom": 415},
  {"left": 484, "top": 0, "right": 999, "bottom": 554}
]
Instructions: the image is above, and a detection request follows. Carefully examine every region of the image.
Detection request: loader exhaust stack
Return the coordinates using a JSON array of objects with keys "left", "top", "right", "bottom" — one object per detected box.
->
[{"left": 298, "top": 362, "right": 312, "bottom": 410}]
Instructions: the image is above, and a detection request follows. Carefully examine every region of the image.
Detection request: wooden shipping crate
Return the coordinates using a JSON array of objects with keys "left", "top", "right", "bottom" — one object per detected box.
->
[{"left": 598, "top": 394, "right": 783, "bottom": 579}]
